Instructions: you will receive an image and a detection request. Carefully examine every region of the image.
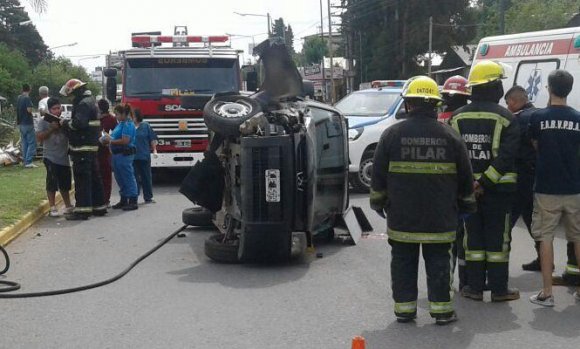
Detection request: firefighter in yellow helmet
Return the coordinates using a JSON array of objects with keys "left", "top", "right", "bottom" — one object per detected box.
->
[
  {"left": 371, "top": 76, "right": 475, "bottom": 325},
  {"left": 450, "top": 60, "right": 521, "bottom": 301},
  {"left": 59, "top": 78, "right": 107, "bottom": 220}
]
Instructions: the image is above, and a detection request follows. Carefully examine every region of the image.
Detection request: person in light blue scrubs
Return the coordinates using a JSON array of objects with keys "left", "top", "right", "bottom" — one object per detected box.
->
[{"left": 102, "top": 103, "right": 138, "bottom": 211}]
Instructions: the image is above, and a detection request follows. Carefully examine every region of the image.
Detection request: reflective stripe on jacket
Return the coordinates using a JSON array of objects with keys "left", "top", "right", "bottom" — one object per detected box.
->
[
  {"left": 450, "top": 101, "right": 519, "bottom": 192},
  {"left": 370, "top": 109, "right": 476, "bottom": 244}
]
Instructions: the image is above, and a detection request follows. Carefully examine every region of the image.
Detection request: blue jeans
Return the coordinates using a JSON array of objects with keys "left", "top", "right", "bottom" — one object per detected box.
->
[
  {"left": 134, "top": 159, "right": 154, "bottom": 201},
  {"left": 19, "top": 124, "right": 37, "bottom": 165},
  {"left": 112, "top": 154, "right": 138, "bottom": 198}
]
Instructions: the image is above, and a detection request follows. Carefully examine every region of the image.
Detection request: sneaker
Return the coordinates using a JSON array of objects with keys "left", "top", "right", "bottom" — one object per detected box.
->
[
  {"left": 396, "top": 315, "right": 416, "bottom": 323},
  {"left": 24, "top": 163, "right": 38, "bottom": 168},
  {"left": 112, "top": 200, "right": 127, "bottom": 209},
  {"left": 435, "top": 312, "right": 458, "bottom": 326},
  {"left": 522, "top": 258, "right": 541, "bottom": 272},
  {"left": 461, "top": 286, "right": 483, "bottom": 301},
  {"left": 492, "top": 288, "right": 520, "bottom": 302},
  {"left": 530, "top": 291, "right": 555, "bottom": 307},
  {"left": 48, "top": 207, "right": 60, "bottom": 217}
]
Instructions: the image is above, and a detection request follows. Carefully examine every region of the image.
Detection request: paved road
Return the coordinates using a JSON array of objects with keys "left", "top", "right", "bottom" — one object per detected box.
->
[{"left": 1, "top": 180, "right": 579, "bottom": 349}]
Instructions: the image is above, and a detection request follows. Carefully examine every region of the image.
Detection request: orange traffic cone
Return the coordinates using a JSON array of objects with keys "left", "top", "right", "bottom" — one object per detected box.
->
[{"left": 352, "top": 336, "right": 366, "bottom": 349}]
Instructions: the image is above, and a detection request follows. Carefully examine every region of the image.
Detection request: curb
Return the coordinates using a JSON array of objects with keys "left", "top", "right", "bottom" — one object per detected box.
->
[{"left": 0, "top": 192, "right": 69, "bottom": 247}]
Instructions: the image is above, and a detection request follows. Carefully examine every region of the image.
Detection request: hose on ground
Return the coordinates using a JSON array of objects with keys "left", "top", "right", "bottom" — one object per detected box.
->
[{"left": 0, "top": 225, "right": 187, "bottom": 298}]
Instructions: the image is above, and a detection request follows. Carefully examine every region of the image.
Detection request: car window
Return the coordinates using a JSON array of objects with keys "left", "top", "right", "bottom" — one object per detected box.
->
[{"left": 335, "top": 91, "right": 399, "bottom": 116}]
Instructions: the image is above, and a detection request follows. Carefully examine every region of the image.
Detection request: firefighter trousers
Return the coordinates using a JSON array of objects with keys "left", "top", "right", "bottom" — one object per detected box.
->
[
  {"left": 465, "top": 191, "right": 513, "bottom": 294},
  {"left": 390, "top": 240, "right": 454, "bottom": 318},
  {"left": 564, "top": 242, "right": 580, "bottom": 285},
  {"left": 71, "top": 152, "right": 106, "bottom": 216},
  {"left": 452, "top": 221, "right": 466, "bottom": 290}
]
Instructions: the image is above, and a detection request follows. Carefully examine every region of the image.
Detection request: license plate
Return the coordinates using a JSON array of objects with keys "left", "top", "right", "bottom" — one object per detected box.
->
[
  {"left": 174, "top": 140, "right": 191, "bottom": 148},
  {"left": 265, "top": 169, "right": 281, "bottom": 203}
]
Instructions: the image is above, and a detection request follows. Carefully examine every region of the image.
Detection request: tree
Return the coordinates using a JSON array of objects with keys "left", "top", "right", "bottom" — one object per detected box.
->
[
  {"left": 0, "top": 43, "right": 30, "bottom": 101},
  {"left": 505, "top": 0, "right": 577, "bottom": 34},
  {"left": 302, "top": 36, "right": 329, "bottom": 65},
  {"left": 271, "top": 17, "right": 295, "bottom": 53},
  {"left": 0, "top": 0, "right": 48, "bottom": 64},
  {"left": 343, "top": 0, "right": 477, "bottom": 80},
  {"left": 27, "top": 0, "right": 46, "bottom": 12}
]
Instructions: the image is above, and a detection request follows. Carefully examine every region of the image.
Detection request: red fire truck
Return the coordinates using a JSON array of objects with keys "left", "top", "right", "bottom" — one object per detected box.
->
[{"left": 114, "top": 34, "right": 241, "bottom": 168}]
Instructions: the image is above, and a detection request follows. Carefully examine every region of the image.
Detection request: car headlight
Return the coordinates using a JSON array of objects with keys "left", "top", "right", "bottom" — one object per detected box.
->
[{"left": 348, "top": 127, "right": 364, "bottom": 141}]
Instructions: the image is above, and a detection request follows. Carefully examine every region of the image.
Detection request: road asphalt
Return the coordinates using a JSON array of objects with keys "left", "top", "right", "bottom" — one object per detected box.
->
[{"left": 0, "top": 180, "right": 579, "bottom": 349}]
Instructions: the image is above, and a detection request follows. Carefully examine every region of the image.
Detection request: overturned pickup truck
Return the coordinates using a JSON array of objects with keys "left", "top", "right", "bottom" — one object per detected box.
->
[{"left": 180, "top": 39, "right": 367, "bottom": 263}]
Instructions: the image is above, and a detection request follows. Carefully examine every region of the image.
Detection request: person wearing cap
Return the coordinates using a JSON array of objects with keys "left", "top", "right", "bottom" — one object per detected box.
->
[
  {"left": 371, "top": 76, "right": 475, "bottom": 325},
  {"left": 450, "top": 60, "right": 520, "bottom": 302},
  {"left": 35, "top": 97, "right": 73, "bottom": 217},
  {"left": 37, "top": 86, "right": 50, "bottom": 116},
  {"left": 59, "top": 79, "right": 107, "bottom": 220},
  {"left": 438, "top": 75, "right": 470, "bottom": 124}
]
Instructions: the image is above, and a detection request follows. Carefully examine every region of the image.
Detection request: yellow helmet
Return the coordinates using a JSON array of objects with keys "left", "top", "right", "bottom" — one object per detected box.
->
[
  {"left": 402, "top": 76, "right": 442, "bottom": 102},
  {"left": 468, "top": 60, "right": 506, "bottom": 87}
]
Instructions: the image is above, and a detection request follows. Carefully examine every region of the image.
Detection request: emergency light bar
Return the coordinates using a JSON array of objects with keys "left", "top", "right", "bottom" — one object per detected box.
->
[{"left": 131, "top": 35, "right": 229, "bottom": 47}]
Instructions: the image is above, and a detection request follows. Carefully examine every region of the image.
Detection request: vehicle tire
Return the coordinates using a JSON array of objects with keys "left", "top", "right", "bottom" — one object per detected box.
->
[
  {"left": 351, "top": 150, "right": 374, "bottom": 193},
  {"left": 204, "top": 234, "right": 240, "bottom": 263},
  {"left": 203, "top": 95, "right": 262, "bottom": 137},
  {"left": 182, "top": 207, "right": 214, "bottom": 227}
]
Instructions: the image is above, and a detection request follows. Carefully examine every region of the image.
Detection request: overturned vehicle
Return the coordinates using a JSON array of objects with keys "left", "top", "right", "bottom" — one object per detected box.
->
[{"left": 180, "top": 40, "right": 362, "bottom": 263}]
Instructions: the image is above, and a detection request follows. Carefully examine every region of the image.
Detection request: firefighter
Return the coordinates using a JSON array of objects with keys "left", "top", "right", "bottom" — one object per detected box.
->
[
  {"left": 439, "top": 75, "right": 471, "bottom": 290},
  {"left": 59, "top": 79, "right": 107, "bottom": 220},
  {"left": 504, "top": 86, "right": 539, "bottom": 271},
  {"left": 450, "top": 61, "right": 520, "bottom": 302},
  {"left": 371, "top": 76, "right": 475, "bottom": 325},
  {"left": 438, "top": 75, "right": 471, "bottom": 124}
]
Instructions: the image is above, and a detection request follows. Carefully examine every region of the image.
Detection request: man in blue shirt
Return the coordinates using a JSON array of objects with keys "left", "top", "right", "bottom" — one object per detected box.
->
[
  {"left": 529, "top": 69, "right": 580, "bottom": 307},
  {"left": 16, "top": 84, "right": 37, "bottom": 167}
]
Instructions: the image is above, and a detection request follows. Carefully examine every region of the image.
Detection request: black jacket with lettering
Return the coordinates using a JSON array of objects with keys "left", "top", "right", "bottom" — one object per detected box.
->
[
  {"left": 62, "top": 94, "right": 100, "bottom": 153},
  {"left": 450, "top": 101, "right": 519, "bottom": 192},
  {"left": 370, "top": 109, "right": 475, "bottom": 244},
  {"left": 514, "top": 103, "right": 537, "bottom": 175}
]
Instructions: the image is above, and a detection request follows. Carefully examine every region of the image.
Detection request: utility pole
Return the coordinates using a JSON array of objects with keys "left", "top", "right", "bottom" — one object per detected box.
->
[
  {"left": 499, "top": 0, "right": 506, "bottom": 34},
  {"left": 319, "top": 0, "right": 326, "bottom": 102},
  {"left": 327, "top": 0, "right": 335, "bottom": 104},
  {"left": 428, "top": 16, "right": 433, "bottom": 77},
  {"left": 267, "top": 13, "right": 272, "bottom": 37}
]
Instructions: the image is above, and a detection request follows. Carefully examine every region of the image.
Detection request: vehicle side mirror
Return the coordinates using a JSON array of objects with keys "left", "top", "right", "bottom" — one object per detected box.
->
[
  {"left": 106, "top": 77, "right": 117, "bottom": 103},
  {"left": 302, "top": 80, "right": 315, "bottom": 99},
  {"left": 395, "top": 106, "right": 408, "bottom": 119},
  {"left": 103, "top": 68, "right": 117, "bottom": 78}
]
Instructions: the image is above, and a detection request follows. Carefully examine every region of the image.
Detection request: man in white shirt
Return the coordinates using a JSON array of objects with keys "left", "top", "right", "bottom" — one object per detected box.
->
[{"left": 38, "top": 86, "right": 49, "bottom": 116}]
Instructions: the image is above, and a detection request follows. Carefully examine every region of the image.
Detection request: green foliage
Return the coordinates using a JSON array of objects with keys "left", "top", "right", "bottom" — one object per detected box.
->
[
  {"left": 505, "top": 0, "right": 578, "bottom": 34},
  {"left": 344, "top": 0, "right": 477, "bottom": 80},
  {"left": 302, "top": 36, "right": 329, "bottom": 65},
  {"left": 0, "top": 0, "right": 48, "bottom": 64},
  {"left": 272, "top": 18, "right": 295, "bottom": 53},
  {"left": 0, "top": 43, "right": 30, "bottom": 101}
]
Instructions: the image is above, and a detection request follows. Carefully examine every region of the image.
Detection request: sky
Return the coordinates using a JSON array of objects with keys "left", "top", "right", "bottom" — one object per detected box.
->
[{"left": 24, "top": 0, "right": 330, "bottom": 72}]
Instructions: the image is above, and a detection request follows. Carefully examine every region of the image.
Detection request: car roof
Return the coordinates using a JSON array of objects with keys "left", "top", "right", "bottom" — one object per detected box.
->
[{"left": 352, "top": 88, "right": 403, "bottom": 94}]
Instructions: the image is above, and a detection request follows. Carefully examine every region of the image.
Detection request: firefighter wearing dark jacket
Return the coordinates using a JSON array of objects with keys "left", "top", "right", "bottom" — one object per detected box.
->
[
  {"left": 59, "top": 79, "right": 107, "bottom": 220},
  {"left": 371, "top": 76, "right": 476, "bottom": 325},
  {"left": 504, "top": 86, "right": 539, "bottom": 271},
  {"left": 450, "top": 60, "right": 520, "bottom": 302}
]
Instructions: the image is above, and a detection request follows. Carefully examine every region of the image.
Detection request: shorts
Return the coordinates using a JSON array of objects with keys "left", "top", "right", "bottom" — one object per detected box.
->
[
  {"left": 531, "top": 193, "right": 580, "bottom": 243},
  {"left": 43, "top": 158, "right": 72, "bottom": 193}
]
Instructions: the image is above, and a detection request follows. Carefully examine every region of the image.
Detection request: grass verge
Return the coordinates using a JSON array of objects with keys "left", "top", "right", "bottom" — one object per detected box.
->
[{"left": 0, "top": 161, "right": 46, "bottom": 229}]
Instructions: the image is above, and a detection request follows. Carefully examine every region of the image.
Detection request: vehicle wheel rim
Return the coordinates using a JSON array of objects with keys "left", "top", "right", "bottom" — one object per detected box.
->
[
  {"left": 213, "top": 100, "right": 253, "bottom": 118},
  {"left": 359, "top": 158, "right": 373, "bottom": 189}
]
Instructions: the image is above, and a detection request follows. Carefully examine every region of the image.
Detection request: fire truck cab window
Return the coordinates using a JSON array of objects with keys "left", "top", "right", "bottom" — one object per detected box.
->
[{"left": 124, "top": 58, "right": 240, "bottom": 96}]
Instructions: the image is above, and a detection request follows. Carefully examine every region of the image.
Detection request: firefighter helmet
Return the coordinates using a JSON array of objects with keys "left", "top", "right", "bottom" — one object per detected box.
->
[
  {"left": 442, "top": 75, "right": 470, "bottom": 96},
  {"left": 59, "top": 78, "right": 87, "bottom": 97},
  {"left": 467, "top": 60, "right": 506, "bottom": 87},
  {"left": 402, "top": 76, "right": 442, "bottom": 102}
]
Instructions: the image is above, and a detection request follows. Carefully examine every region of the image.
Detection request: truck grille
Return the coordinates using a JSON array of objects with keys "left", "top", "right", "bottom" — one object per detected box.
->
[{"left": 145, "top": 116, "right": 208, "bottom": 140}]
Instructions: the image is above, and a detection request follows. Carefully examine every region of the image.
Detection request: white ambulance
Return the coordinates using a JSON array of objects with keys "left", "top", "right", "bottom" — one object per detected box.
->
[{"left": 473, "top": 26, "right": 580, "bottom": 109}]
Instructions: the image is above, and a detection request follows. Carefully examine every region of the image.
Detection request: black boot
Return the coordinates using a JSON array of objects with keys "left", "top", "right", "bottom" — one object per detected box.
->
[
  {"left": 123, "top": 197, "right": 138, "bottom": 211},
  {"left": 522, "top": 258, "right": 541, "bottom": 271},
  {"left": 112, "top": 197, "right": 127, "bottom": 209}
]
